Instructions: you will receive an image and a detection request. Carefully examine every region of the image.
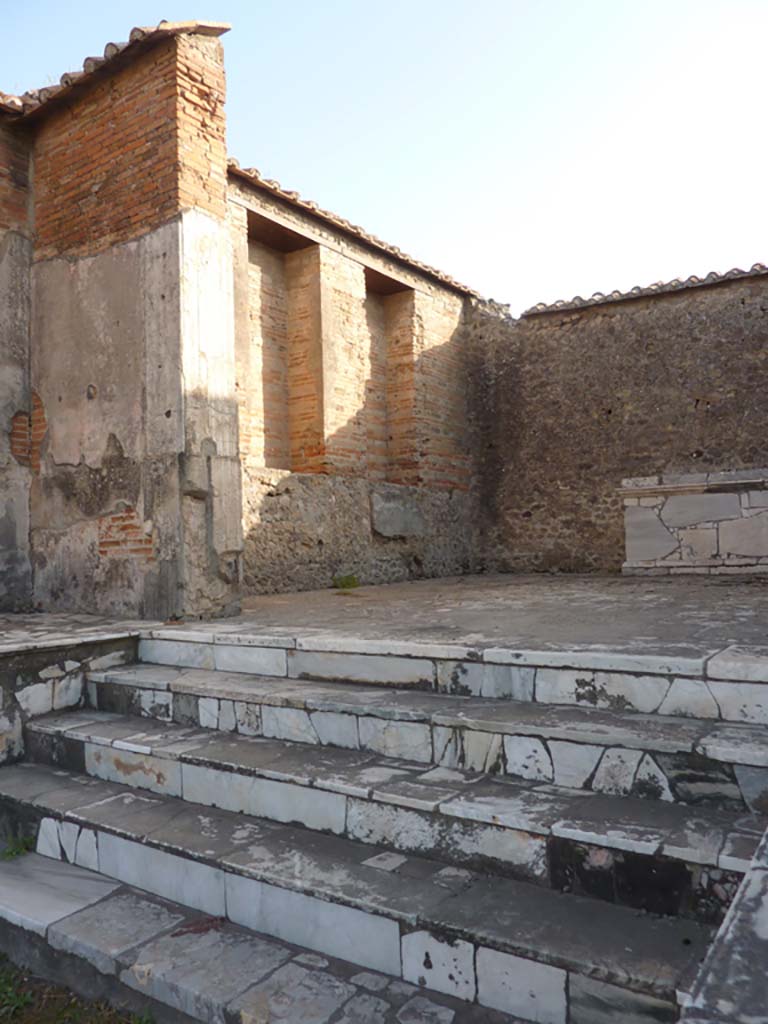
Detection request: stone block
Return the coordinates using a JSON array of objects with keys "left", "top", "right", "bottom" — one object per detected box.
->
[
  {"left": 720, "top": 512, "right": 768, "bottom": 558},
  {"left": 138, "top": 638, "right": 215, "bottom": 669},
  {"left": 213, "top": 643, "right": 287, "bottom": 676},
  {"left": 735, "top": 765, "right": 768, "bottom": 813},
  {"left": 337, "top": 992, "right": 390, "bottom": 1024},
  {"left": 661, "top": 493, "right": 741, "bottom": 528},
  {"left": 371, "top": 485, "right": 426, "bottom": 538},
  {"left": 262, "top": 705, "right": 319, "bottom": 744},
  {"left": 16, "top": 681, "right": 53, "bottom": 716},
  {"left": 49, "top": 889, "right": 188, "bottom": 975},
  {"left": 36, "top": 817, "right": 98, "bottom": 871},
  {"left": 625, "top": 507, "right": 678, "bottom": 562},
  {"left": 657, "top": 679, "right": 720, "bottom": 719},
  {"left": 476, "top": 946, "right": 566, "bottom": 1023},
  {"left": 436, "top": 661, "right": 534, "bottom": 700},
  {"left": 549, "top": 741, "right": 603, "bottom": 788},
  {"left": 311, "top": 711, "right": 360, "bottom": 749},
  {"left": 707, "top": 645, "right": 768, "bottom": 683},
  {"left": 97, "top": 832, "right": 226, "bottom": 916},
  {"left": 397, "top": 996, "right": 456, "bottom": 1023},
  {"left": 84, "top": 742, "right": 182, "bottom": 797},
  {"left": 181, "top": 762, "right": 347, "bottom": 833},
  {"left": 0, "top": 853, "right": 118, "bottom": 937},
  {"left": 358, "top": 718, "right": 432, "bottom": 763},
  {"left": 707, "top": 682, "right": 768, "bottom": 725},
  {"left": 503, "top": 736, "right": 553, "bottom": 782},
  {"left": 591, "top": 748, "right": 644, "bottom": 795},
  {"left": 226, "top": 873, "right": 402, "bottom": 975},
  {"left": 122, "top": 916, "right": 290, "bottom": 1021},
  {"left": 569, "top": 974, "right": 675, "bottom": 1023},
  {"left": 231, "top": 961, "right": 356, "bottom": 1024},
  {"left": 288, "top": 650, "right": 435, "bottom": 686},
  {"left": 401, "top": 930, "right": 476, "bottom": 1001},
  {"left": 679, "top": 527, "right": 718, "bottom": 561}
]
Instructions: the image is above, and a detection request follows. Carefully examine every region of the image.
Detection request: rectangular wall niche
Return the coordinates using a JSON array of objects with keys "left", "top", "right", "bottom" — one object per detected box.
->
[{"left": 239, "top": 208, "right": 415, "bottom": 481}]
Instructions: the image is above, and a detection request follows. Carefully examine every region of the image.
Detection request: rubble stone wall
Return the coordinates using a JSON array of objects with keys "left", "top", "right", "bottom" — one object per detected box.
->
[{"left": 466, "top": 278, "right": 768, "bottom": 573}]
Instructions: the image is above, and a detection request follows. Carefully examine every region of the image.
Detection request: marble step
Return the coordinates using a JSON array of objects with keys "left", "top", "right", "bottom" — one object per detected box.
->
[
  {"left": 0, "top": 762, "right": 712, "bottom": 1022},
  {"left": 0, "top": 853, "right": 523, "bottom": 1024},
  {"left": 87, "top": 662, "right": 768, "bottom": 813},
  {"left": 137, "top": 629, "right": 768, "bottom": 726},
  {"left": 26, "top": 710, "right": 764, "bottom": 924}
]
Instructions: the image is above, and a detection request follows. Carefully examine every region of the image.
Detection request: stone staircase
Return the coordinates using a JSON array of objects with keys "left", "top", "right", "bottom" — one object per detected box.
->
[{"left": 3, "top": 626, "right": 768, "bottom": 1023}]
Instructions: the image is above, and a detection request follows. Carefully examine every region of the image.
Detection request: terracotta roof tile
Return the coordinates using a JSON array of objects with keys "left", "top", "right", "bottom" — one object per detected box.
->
[
  {"left": 228, "top": 160, "right": 480, "bottom": 298},
  {"left": 0, "top": 21, "right": 230, "bottom": 119},
  {"left": 523, "top": 263, "right": 768, "bottom": 316}
]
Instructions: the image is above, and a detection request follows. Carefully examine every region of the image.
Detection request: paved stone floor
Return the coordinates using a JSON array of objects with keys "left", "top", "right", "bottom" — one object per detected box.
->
[{"left": 2, "top": 574, "right": 768, "bottom": 655}]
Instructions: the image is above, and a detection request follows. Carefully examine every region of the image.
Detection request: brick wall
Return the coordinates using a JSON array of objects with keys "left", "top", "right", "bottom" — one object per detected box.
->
[
  {"left": 412, "top": 290, "right": 469, "bottom": 491},
  {"left": 239, "top": 239, "right": 291, "bottom": 468},
  {"left": 234, "top": 194, "right": 472, "bottom": 492},
  {"left": 32, "top": 33, "right": 226, "bottom": 261},
  {"left": 9, "top": 391, "right": 46, "bottom": 473},
  {"left": 0, "top": 120, "right": 29, "bottom": 232},
  {"left": 286, "top": 246, "right": 325, "bottom": 472}
]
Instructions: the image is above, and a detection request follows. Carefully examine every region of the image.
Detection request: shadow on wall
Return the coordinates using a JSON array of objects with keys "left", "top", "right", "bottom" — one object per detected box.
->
[
  {"left": 464, "top": 281, "right": 768, "bottom": 574},
  {"left": 238, "top": 298, "right": 480, "bottom": 595}
]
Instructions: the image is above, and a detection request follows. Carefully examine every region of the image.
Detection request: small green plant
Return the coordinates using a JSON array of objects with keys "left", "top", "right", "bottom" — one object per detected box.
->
[
  {"left": 332, "top": 573, "right": 359, "bottom": 590},
  {"left": 130, "top": 1014, "right": 155, "bottom": 1024},
  {"left": 0, "top": 836, "right": 34, "bottom": 861},
  {"left": 0, "top": 966, "right": 33, "bottom": 1018}
]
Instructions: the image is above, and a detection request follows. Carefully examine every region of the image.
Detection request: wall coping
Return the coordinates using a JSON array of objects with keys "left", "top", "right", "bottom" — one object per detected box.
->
[{"left": 619, "top": 468, "right": 768, "bottom": 498}]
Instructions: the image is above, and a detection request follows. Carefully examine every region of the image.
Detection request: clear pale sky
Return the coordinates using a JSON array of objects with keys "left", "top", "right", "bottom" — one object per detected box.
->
[{"left": 3, "top": 0, "right": 766, "bottom": 312}]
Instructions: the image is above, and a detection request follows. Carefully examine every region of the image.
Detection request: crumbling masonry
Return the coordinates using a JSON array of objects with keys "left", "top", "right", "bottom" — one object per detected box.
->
[{"left": 1, "top": 20, "right": 767, "bottom": 618}]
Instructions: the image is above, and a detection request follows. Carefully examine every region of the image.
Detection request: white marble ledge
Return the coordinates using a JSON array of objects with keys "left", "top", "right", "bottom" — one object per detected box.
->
[{"left": 620, "top": 468, "right": 768, "bottom": 498}]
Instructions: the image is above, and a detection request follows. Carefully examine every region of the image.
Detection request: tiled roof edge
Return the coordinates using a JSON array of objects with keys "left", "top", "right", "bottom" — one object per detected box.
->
[
  {"left": 0, "top": 21, "right": 230, "bottom": 119},
  {"left": 228, "top": 160, "right": 481, "bottom": 298},
  {"left": 523, "top": 263, "right": 768, "bottom": 316}
]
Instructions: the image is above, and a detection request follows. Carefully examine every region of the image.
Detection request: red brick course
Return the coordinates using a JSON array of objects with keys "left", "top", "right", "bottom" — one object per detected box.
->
[
  {"left": 9, "top": 390, "right": 47, "bottom": 473},
  {"left": 98, "top": 506, "right": 155, "bottom": 562},
  {"left": 32, "top": 33, "right": 226, "bottom": 261}
]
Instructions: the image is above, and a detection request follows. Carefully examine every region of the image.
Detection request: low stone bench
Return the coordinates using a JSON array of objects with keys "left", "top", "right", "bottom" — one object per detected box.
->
[{"left": 621, "top": 469, "right": 768, "bottom": 576}]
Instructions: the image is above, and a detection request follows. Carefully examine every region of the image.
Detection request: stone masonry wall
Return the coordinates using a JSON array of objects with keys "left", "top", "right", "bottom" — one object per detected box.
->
[
  {"left": 466, "top": 277, "right": 768, "bottom": 573},
  {"left": 229, "top": 182, "right": 478, "bottom": 593},
  {"left": 622, "top": 468, "right": 768, "bottom": 576},
  {"left": 0, "top": 119, "right": 32, "bottom": 610}
]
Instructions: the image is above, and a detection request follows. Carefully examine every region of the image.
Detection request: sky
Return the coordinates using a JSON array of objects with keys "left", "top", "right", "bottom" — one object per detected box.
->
[{"left": 2, "top": 0, "right": 766, "bottom": 313}]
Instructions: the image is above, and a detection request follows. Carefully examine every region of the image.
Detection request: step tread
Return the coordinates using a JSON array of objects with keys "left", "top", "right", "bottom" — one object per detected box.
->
[
  {"left": 0, "top": 853, "right": 522, "bottom": 1023},
  {"left": 89, "top": 663, "right": 768, "bottom": 766},
  {"left": 0, "top": 761, "right": 711, "bottom": 999},
  {"left": 28, "top": 710, "right": 766, "bottom": 872}
]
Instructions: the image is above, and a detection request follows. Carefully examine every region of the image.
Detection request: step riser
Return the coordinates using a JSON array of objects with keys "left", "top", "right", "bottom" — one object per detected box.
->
[
  {"left": 5, "top": 799, "right": 682, "bottom": 1024},
  {"left": 26, "top": 727, "right": 745, "bottom": 924},
  {"left": 138, "top": 636, "right": 768, "bottom": 726},
  {"left": 88, "top": 676, "right": 766, "bottom": 814}
]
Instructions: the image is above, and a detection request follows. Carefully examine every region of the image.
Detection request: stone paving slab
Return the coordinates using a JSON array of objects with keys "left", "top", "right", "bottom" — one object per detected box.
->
[
  {"left": 0, "top": 857, "right": 526, "bottom": 1024},
  {"left": 0, "top": 762, "right": 713, "bottom": 1005},
  {"left": 4, "top": 574, "right": 768, "bottom": 674},
  {"left": 0, "top": 853, "right": 118, "bottom": 936}
]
